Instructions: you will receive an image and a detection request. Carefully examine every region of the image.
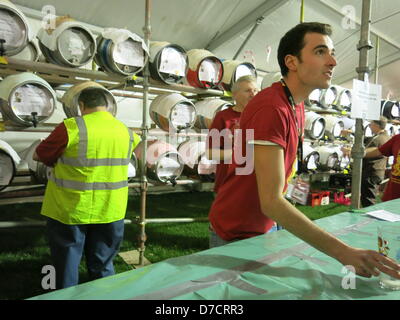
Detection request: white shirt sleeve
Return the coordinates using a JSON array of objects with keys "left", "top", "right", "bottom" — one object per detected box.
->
[{"left": 248, "top": 140, "right": 279, "bottom": 146}]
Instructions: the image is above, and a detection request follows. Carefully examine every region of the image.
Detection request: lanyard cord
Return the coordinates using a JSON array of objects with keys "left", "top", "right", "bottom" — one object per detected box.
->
[{"left": 280, "top": 79, "right": 305, "bottom": 174}]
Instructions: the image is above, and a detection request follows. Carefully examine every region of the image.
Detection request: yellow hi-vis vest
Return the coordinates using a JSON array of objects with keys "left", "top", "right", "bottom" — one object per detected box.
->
[{"left": 41, "top": 111, "right": 140, "bottom": 224}]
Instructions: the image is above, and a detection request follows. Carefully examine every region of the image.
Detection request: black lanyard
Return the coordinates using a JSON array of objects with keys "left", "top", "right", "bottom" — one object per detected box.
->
[{"left": 280, "top": 79, "right": 304, "bottom": 174}]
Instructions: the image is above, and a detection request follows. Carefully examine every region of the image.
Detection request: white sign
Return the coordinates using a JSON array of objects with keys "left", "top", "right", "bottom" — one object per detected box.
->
[
  {"left": 199, "top": 59, "right": 220, "bottom": 82},
  {"left": 351, "top": 79, "right": 381, "bottom": 120},
  {"left": 159, "top": 47, "right": 186, "bottom": 76},
  {"left": 68, "top": 33, "right": 85, "bottom": 57},
  {"left": 170, "top": 104, "right": 195, "bottom": 127},
  {"left": 11, "top": 85, "right": 53, "bottom": 116},
  {"left": 113, "top": 40, "right": 144, "bottom": 67}
]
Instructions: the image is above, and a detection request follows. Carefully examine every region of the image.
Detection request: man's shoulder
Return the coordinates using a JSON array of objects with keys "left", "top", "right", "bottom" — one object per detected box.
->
[
  {"left": 215, "top": 107, "right": 239, "bottom": 119},
  {"left": 242, "top": 87, "right": 288, "bottom": 123},
  {"left": 209, "top": 107, "right": 240, "bottom": 130},
  {"left": 249, "top": 85, "right": 286, "bottom": 109},
  {"left": 380, "top": 132, "right": 391, "bottom": 143},
  {"left": 380, "top": 134, "right": 400, "bottom": 151},
  {"left": 390, "top": 134, "right": 400, "bottom": 145},
  {"left": 371, "top": 132, "right": 390, "bottom": 145}
]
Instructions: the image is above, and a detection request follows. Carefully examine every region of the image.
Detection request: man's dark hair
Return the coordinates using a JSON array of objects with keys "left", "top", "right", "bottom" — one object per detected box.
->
[
  {"left": 78, "top": 88, "right": 108, "bottom": 108},
  {"left": 278, "top": 22, "right": 332, "bottom": 76}
]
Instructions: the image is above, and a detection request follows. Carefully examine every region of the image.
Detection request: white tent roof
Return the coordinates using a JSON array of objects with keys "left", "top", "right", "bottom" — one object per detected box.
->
[{"left": 11, "top": 0, "right": 400, "bottom": 99}]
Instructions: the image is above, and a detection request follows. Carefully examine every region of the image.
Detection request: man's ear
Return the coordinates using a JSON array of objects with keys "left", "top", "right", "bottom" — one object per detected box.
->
[
  {"left": 231, "top": 90, "right": 238, "bottom": 101},
  {"left": 284, "top": 54, "right": 298, "bottom": 72},
  {"left": 78, "top": 102, "right": 85, "bottom": 114}
]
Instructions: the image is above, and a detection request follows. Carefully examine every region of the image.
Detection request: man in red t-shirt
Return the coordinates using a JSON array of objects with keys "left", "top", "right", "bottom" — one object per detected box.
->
[
  {"left": 206, "top": 75, "right": 258, "bottom": 193},
  {"left": 364, "top": 133, "right": 400, "bottom": 202},
  {"left": 208, "top": 22, "right": 400, "bottom": 280}
]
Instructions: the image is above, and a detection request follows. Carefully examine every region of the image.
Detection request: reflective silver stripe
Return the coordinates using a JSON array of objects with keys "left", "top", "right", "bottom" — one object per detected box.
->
[
  {"left": 59, "top": 117, "right": 134, "bottom": 167},
  {"left": 59, "top": 157, "right": 130, "bottom": 166},
  {"left": 75, "top": 117, "right": 87, "bottom": 161},
  {"left": 49, "top": 174, "right": 128, "bottom": 190},
  {"left": 126, "top": 128, "right": 134, "bottom": 159}
]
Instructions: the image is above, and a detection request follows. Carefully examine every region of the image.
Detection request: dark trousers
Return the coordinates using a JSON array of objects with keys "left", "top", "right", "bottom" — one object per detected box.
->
[
  {"left": 46, "top": 217, "right": 124, "bottom": 289},
  {"left": 361, "top": 174, "right": 382, "bottom": 208}
]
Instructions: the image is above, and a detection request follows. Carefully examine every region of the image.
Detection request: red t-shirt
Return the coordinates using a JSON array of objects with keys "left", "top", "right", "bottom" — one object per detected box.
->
[
  {"left": 35, "top": 123, "right": 68, "bottom": 167},
  {"left": 209, "top": 82, "right": 305, "bottom": 241},
  {"left": 378, "top": 134, "right": 400, "bottom": 202},
  {"left": 206, "top": 107, "right": 241, "bottom": 193}
]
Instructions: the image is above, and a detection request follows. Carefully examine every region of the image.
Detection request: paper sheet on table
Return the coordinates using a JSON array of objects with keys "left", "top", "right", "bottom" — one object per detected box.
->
[{"left": 364, "top": 210, "right": 400, "bottom": 222}]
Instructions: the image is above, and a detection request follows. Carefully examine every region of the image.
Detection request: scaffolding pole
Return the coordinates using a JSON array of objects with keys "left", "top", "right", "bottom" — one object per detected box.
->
[
  {"left": 300, "top": 0, "right": 305, "bottom": 23},
  {"left": 138, "top": 0, "right": 152, "bottom": 266},
  {"left": 351, "top": 0, "right": 373, "bottom": 209}
]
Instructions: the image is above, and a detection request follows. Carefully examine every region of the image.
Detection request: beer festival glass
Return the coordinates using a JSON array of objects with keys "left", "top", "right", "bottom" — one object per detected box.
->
[{"left": 377, "top": 225, "right": 400, "bottom": 290}]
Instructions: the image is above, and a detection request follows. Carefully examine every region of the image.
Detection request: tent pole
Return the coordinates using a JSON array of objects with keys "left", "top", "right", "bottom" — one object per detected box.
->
[
  {"left": 138, "top": 0, "right": 152, "bottom": 266},
  {"left": 232, "top": 17, "right": 264, "bottom": 60},
  {"left": 351, "top": 0, "right": 373, "bottom": 209}
]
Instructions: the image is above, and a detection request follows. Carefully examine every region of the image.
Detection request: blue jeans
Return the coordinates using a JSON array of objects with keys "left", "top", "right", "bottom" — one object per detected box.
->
[
  {"left": 268, "top": 224, "right": 284, "bottom": 233},
  {"left": 209, "top": 223, "right": 282, "bottom": 248},
  {"left": 209, "top": 228, "right": 234, "bottom": 248},
  {"left": 46, "top": 217, "right": 124, "bottom": 289}
]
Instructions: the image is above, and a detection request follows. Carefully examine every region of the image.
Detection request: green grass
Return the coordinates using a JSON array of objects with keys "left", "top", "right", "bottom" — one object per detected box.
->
[
  {"left": 0, "top": 192, "right": 350, "bottom": 300},
  {"left": 294, "top": 201, "right": 352, "bottom": 220}
]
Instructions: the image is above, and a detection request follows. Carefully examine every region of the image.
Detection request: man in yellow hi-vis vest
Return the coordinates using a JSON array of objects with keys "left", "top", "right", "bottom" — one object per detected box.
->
[{"left": 34, "top": 88, "right": 140, "bottom": 289}]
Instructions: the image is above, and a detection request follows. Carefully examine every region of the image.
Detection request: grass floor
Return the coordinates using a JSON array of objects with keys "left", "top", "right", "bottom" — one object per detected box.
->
[{"left": 0, "top": 191, "right": 350, "bottom": 300}]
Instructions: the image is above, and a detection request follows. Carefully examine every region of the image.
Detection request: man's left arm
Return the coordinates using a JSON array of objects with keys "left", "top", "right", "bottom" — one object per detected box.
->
[
  {"left": 364, "top": 147, "right": 383, "bottom": 159},
  {"left": 253, "top": 144, "right": 400, "bottom": 278}
]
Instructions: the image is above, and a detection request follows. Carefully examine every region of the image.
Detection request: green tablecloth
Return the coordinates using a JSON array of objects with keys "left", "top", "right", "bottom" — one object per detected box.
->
[{"left": 29, "top": 199, "right": 400, "bottom": 300}]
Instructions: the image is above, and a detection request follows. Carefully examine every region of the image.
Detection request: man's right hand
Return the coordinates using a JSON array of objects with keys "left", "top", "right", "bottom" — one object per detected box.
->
[{"left": 337, "top": 246, "right": 400, "bottom": 278}]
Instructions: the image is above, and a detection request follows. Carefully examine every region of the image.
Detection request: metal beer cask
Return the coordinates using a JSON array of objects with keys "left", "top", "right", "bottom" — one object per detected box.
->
[
  {"left": 0, "top": 72, "right": 56, "bottom": 127},
  {"left": 95, "top": 29, "right": 147, "bottom": 76},
  {"left": 177, "top": 139, "right": 216, "bottom": 181},
  {"left": 185, "top": 49, "right": 223, "bottom": 89},
  {"left": 37, "top": 16, "right": 96, "bottom": 68},
  {"left": 61, "top": 81, "right": 117, "bottom": 118},
  {"left": 150, "top": 93, "right": 196, "bottom": 132},
  {"left": 193, "top": 98, "right": 232, "bottom": 130},
  {"left": 0, "top": 139, "right": 20, "bottom": 191},
  {"left": 221, "top": 60, "right": 257, "bottom": 91},
  {"left": 0, "top": 1, "right": 29, "bottom": 56},
  {"left": 134, "top": 139, "right": 184, "bottom": 184},
  {"left": 24, "top": 139, "right": 51, "bottom": 184},
  {"left": 149, "top": 41, "right": 188, "bottom": 84}
]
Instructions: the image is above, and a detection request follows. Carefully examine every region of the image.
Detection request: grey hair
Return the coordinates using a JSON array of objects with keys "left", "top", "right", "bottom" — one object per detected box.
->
[
  {"left": 371, "top": 116, "right": 388, "bottom": 129},
  {"left": 231, "top": 75, "right": 257, "bottom": 93}
]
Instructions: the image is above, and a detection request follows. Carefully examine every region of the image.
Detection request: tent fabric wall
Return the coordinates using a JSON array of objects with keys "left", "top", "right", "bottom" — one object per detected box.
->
[{"left": 10, "top": 0, "right": 400, "bottom": 99}]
